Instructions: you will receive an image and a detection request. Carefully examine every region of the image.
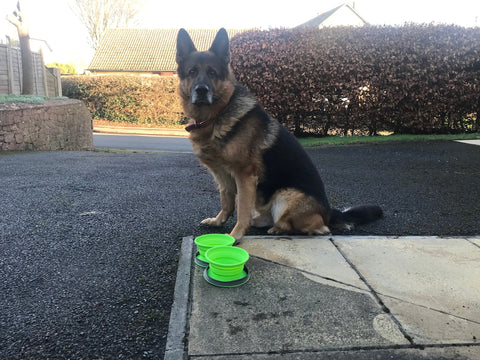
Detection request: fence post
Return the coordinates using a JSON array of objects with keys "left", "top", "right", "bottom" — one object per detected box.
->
[
  {"left": 53, "top": 68, "right": 62, "bottom": 97},
  {"left": 6, "top": 43, "right": 15, "bottom": 94},
  {"left": 32, "top": 52, "right": 39, "bottom": 95},
  {"left": 16, "top": 46, "right": 23, "bottom": 94},
  {"left": 40, "top": 48, "right": 48, "bottom": 96}
]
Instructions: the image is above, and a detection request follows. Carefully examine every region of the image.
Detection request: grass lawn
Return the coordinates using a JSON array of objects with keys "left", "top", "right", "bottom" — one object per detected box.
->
[
  {"left": 298, "top": 133, "right": 480, "bottom": 147},
  {"left": 0, "top": 94, "right": 68, "bottom": 104}
]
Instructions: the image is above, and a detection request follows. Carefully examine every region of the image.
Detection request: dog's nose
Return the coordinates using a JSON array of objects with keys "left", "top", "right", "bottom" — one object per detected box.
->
[
  {"left": 194, "top": 84, "right": 210, "bottom": 96},
  {"left": 192, "top": 84, "right": 213, "bottom": 105}
]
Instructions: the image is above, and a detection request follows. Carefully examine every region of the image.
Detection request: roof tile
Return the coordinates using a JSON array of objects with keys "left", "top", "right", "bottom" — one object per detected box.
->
[{"left": 87, "top": 28, "right": 249, "bottom": 73}]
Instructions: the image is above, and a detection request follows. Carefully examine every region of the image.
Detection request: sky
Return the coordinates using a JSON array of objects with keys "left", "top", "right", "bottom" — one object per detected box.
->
[{"left": 0, "top": 0, "right": 479, "bottom": 71}]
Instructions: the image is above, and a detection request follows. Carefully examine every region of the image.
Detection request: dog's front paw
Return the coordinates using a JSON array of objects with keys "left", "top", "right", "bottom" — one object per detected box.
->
[
  {"left": 200, "top": 217, "right": 223, "bottom": 227},
  {"left": 229, "top": 226, "right": 246, "bottom": 242}
]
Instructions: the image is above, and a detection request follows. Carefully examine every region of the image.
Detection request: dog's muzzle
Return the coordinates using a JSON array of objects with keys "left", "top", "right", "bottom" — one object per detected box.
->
[{"left": 192, "top": 84, "right": 213, "bottom": 105}]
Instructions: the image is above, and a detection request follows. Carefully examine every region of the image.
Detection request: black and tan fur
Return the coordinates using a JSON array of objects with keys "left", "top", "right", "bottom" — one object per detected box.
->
[{"left": 176, "top": 28, "right": 382, "bottom": 240}]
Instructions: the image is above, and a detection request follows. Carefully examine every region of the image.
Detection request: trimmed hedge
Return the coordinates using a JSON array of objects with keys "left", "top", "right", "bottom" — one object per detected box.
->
[
  {"left": 62, "top": 75, "right": 185, "bottom": 126},
  {"left": 230, "top": 25, "right": 480, "bottom": 135}
]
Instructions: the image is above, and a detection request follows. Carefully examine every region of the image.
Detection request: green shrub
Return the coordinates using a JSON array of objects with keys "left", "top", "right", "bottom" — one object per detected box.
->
[{"left": 62, "top": 75, "right": 185, "bottom": 126}]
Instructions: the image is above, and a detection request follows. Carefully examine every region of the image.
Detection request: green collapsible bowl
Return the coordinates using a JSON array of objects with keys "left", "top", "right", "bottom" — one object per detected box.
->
[
  {"left": 194, "top": 234, "right": 235, "bottom": 267},
  {"left": 204, "top": 246, "right": 250, "bottom": 287}
]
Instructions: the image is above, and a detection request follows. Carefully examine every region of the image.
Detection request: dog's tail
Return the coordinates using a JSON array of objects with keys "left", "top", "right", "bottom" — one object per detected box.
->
[{"left": 330, "top": 205, "right": 383, "bottom": 229}]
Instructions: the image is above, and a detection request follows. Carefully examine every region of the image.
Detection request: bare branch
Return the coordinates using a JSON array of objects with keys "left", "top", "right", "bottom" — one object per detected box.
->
[{"left": 70, "top": 0, "right": 145, "bottom": 50}]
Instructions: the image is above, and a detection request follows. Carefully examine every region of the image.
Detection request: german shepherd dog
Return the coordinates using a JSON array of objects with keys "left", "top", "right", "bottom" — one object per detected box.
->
[{"left": 176, "top": 28, "right": 382, "bottom": 241}]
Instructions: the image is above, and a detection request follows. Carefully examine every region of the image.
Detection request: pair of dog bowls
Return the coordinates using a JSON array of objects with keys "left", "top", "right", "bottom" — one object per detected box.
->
[{"left": 194, "top": 234, "right": 250, "bottom": 287}]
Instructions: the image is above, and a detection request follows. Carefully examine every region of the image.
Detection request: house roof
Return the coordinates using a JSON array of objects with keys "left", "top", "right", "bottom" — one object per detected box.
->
[
  {"left": 298, "top": 3, "right": 368, "bottom": 28},
  {"left": 87, "top": 28, "right": 249, "bottom": 73}
]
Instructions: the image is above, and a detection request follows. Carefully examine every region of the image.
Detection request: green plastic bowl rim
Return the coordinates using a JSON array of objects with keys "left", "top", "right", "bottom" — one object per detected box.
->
[
  {"left": 205, "top": 246, "right": 249, "bottom": 267},
  {"left": 194, "top": 234, "right": 235, "bottom": 247}
]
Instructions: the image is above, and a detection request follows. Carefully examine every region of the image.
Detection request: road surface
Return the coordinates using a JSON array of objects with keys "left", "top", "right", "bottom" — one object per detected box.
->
[{"left": 93, "top": 133, "right": 193, "bottom": 152}]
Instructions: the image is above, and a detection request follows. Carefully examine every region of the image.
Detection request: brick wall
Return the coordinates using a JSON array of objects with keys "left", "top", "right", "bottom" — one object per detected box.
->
[{"left": 0, "top": 99, "right": 93, "bottom": 151}]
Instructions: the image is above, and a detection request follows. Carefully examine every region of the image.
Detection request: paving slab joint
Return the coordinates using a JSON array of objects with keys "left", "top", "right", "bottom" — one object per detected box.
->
[{"left": 328, "top": 237, "right": 415, "bottom": 345}]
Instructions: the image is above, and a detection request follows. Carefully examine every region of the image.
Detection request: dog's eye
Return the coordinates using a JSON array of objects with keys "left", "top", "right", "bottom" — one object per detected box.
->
[
  {"left": 207, "top": 68, "right": 217, "bottom": 78},
  {"left": 188, "top": 68, "right": 198, "bottom": 77}
]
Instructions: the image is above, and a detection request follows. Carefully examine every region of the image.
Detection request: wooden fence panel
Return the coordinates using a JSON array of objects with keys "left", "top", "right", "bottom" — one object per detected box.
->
[
  {"left": 0, "top": 45, "right": 8, "bottom": 93},
  {"left": 0, "top": 43, "right": 60, "bottom": 96}
]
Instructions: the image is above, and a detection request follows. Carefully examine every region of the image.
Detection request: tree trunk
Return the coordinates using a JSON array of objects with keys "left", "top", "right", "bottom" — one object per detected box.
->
[
  {"left": 18, "top": 30, "right": 33, "bottom": 95},
  {"left": 7, "top": 2, "right": 34, "bottom": 95}
]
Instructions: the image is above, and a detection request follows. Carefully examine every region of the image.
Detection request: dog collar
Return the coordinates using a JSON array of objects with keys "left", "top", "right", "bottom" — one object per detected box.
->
[{"left": 185, "top": 119, "right": 212, "bottom": 132}]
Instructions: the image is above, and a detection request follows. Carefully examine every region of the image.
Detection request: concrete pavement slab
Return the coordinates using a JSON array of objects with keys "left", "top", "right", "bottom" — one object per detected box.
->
[
  {"left": 455, "top": 140, "right": 480, "bottom": 146},
  {"left": 188, "top": 237, "right": 409, "bottom": 358},
  {"left": 239, "top": 236, "right": 368, "bottom": 292},
  {"left": 94, "top": 126, "right": 188, "bottom": 137},
  {"left": 334, "top": 237, "right": 480, "bottom": 344},
  {"left": 172, "top": 236, "right": 480, "bottom": 359},
  {"left": 386, "top": 298, "right": 480, "bottom": 344}
]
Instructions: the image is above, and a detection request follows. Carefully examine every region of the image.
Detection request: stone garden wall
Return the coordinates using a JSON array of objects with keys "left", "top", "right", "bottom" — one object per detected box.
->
[{"left": 0, "top": 99, "right": 93, "bottom": 151}]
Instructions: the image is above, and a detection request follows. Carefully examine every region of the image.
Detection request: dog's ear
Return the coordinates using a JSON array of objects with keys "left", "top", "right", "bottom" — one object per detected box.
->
[
  {"left": 176, "top": 28, "right": 197, "bottom": 64},
  {"left": 209, "top": 28, "right": 230, "bottom": 64}
]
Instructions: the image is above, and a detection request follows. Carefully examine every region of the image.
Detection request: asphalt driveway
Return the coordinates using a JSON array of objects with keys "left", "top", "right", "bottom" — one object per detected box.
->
[{"left": 1, "top": 140, "right": 479, "bottom": 359}]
